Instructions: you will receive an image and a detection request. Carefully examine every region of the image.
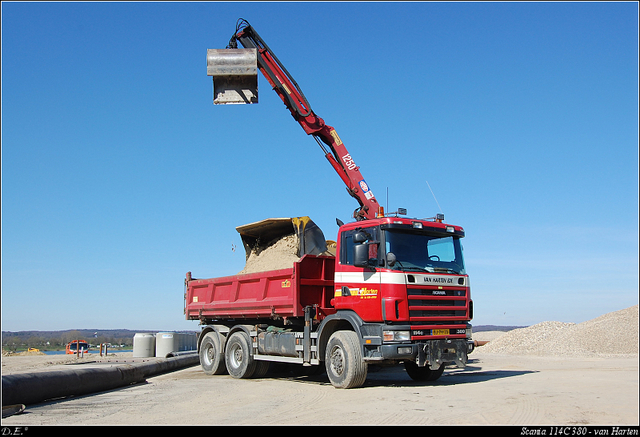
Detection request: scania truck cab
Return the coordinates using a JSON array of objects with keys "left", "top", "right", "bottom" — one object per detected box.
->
[{"left": 332, "top": 215, "right": 472, "bottom": 379}]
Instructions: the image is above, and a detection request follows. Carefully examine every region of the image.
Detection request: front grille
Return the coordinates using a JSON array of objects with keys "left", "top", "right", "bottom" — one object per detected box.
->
[
  {"left": 410, "top": 309, "right": 467, "bottom": 318},
  {"left": 407, "top": 285, "right": 469, "bottom": 339}
]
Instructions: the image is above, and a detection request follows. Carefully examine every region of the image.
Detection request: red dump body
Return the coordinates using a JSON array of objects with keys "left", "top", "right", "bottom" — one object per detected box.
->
[{"left": 185, "top": 255, "right": 337, "bottom": 322}]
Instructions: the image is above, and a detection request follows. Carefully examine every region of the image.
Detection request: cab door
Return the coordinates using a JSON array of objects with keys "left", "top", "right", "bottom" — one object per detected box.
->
[{"left": 333, "top": 226, "right": 382, "bottom": 322}]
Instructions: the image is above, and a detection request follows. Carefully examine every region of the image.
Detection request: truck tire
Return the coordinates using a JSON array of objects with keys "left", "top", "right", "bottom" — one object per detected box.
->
[
  {"left": 325, "top": 331, "right": 368, "bottom": 389},
  {"left": 252, "top": 360, "right": 270, "bottom": 378},
  {"left": 225, "top": 331, "right": 257, "bottom": 379},
  {"left": 200, "top": 332, "right": 227, "bottom": 375},
  {"left": 403, "top": 361, "right": 445, "bottom": 382}
]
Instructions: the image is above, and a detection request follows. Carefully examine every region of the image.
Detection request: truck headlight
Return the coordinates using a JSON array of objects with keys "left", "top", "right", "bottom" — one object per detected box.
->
[{"left": 383, "top": 330, "right": 411, "bottom": 342}]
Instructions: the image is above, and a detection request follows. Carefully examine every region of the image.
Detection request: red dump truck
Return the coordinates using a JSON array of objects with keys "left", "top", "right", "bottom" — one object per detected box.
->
[{"left": 184, "top": 20, "right": 474, "bottom": 388}]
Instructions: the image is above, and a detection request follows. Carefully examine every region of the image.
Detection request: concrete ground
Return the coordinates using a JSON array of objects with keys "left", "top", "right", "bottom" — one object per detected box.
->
[{"left": 2, "top": 350, "right": 637, "bottom": 426}]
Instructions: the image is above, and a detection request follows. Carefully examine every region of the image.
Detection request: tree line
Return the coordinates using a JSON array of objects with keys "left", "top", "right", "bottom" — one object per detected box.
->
[{"left": 2, "top": 329, "right": 154, "bottom": 351}]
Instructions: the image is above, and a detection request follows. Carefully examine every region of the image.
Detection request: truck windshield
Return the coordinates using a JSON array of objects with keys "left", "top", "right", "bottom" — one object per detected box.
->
[{"left": 384, "top": 230, "right": 466, "bottom": 275}]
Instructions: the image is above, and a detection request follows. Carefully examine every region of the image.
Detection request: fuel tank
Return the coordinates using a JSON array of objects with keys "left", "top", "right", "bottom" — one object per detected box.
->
[{"left": 257, "top": 330, "right": 298, "bottom": 357}]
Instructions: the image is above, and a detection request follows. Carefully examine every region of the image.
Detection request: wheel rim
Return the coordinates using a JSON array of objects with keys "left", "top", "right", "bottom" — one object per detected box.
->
[
  {"left": 329, "top": 345, "right": 345, "bottom": 376},
  {"left": 229, "top": 343, "right": 243, "bottom": 369},
  {"left": 203, "top": 343, "right": 214, "bottom": 366}
]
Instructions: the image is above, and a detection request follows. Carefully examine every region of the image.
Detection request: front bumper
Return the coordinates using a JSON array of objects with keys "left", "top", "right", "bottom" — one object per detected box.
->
[{"left": 366, "top": 338, "right": 473, "bottom": 370}]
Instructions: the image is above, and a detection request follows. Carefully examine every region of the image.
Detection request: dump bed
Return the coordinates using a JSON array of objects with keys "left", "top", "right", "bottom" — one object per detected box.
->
[{"left": 185, "top": 255, "right": 336, "bottom": 323}]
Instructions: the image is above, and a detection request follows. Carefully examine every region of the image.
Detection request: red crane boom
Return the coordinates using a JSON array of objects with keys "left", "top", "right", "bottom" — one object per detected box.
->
[{"left": 228, "top": 19, "right": 380, "bottom": 221}]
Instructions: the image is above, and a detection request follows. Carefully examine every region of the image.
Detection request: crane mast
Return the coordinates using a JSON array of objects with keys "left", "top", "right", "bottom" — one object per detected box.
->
[{"left": 228, "top": 20, "right": 380, "bottom": 221}]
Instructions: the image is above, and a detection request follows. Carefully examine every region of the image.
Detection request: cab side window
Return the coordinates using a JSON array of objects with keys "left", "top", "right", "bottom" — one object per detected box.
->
[
  {"left": 340, "top": 227, "right": 379, "bottom": 266},
  {"left": 340, "top": 229, "right": 357, "bottom": 265}
]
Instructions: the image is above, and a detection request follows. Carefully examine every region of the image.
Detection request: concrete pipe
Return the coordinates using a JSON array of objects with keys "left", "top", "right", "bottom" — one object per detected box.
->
[{"left": 1, "top": 354, "right": 199, "bottom": 407}]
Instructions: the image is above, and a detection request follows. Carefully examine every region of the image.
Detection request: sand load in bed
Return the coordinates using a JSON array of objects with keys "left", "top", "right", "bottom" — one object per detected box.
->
[
  {"left": 239, "top": 233, "right": 302, "bottom": 274},
  {"left": 236, "top": 217, "right": 330, "bottom": 275}
]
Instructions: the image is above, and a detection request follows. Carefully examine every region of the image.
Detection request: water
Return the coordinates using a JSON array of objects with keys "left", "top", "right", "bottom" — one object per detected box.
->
[{"left": 43, "top": 350, "right": 132, "bottom": 355}]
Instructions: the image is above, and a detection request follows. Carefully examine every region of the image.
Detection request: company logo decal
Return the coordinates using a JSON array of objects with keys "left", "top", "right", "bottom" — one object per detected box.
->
[
  {"left": 359, "top": 179, "right": 375, "bottom": 200},
  {"left": 335, "top": 287, "right": 378, "bottom": 299},
  {"left": 423, "top": 276, "right": 456, "bottom": 284}
]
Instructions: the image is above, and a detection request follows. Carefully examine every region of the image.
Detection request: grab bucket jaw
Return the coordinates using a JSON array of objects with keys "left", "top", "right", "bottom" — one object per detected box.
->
[
  {"left": 207, "top": 48, "right": 258, "bottom": 104},
  {"left": 236, "top": 217, "right": 328, "bottom": 260}
]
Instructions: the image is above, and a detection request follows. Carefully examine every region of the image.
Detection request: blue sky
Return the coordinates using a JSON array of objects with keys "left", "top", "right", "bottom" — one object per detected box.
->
[{"left": 2, "top": 2, "right": 638, "bottom": 332}]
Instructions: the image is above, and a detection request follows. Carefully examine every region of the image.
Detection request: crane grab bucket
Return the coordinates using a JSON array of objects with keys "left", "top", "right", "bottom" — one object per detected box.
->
[
  {"left": 207, "top": 48, "right": 258, "bottom": 104},
  {"left": 235, "top": 217, "right": 328, "bottom": 260}
]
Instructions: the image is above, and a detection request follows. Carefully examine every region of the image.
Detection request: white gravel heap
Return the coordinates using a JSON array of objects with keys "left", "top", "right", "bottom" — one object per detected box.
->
[{"left": 476, "top": 305, "right": 638, "bottom": 357}]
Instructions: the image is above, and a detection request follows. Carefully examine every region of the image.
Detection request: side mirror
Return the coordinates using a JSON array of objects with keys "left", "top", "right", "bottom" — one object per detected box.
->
[
  {"left": 386, "top": 252, "right": 397, "bottom": 267},
  {"left": 353, "top": 243, "right": 369, "bottom": 267},
  {"left": 353, "top": 232, "right": 367, "bottom": 244}
]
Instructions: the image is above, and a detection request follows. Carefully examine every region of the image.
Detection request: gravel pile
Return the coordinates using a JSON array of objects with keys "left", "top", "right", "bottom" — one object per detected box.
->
[{"left": 476, "top": 305, "right": 638, "bottom": 357}]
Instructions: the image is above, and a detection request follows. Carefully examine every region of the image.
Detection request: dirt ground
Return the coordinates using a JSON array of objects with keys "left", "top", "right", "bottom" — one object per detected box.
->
[
  {"left": 1, "top": 351, "right": 137, "bottom": 375},
  {"left": 1, "top": 343, "right": 638, "bottom": 426}
]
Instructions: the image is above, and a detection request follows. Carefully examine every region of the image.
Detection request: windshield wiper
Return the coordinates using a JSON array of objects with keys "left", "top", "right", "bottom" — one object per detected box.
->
[
  {"left": 430, "top": 267, "right": 461, "bottom": 274},
  {"left": 399, "top": 266, "right": 429, "bottom": 272}
]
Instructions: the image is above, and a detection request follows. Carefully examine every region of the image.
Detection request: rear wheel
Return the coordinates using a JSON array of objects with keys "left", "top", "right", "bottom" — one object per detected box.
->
[
  {"left": 325, "top": 331, "right": 368, "bottom": 389},
  {"left": 225, "top": 331, "right": 257, "bottom": 379},
  {"left": 403, "top": 361, "right": 445, "bottom": 381},
  {"left": 199, "top": 332, "right": 226, "bottom": 375}
]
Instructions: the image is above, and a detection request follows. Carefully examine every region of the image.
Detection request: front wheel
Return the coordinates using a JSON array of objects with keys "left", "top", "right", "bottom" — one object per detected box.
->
[
  {"left": 403, "top": 361, "right": 445, "bottom": 381},
  {"left": 325, "top": 331, "right": 368, "bottom": 389}
]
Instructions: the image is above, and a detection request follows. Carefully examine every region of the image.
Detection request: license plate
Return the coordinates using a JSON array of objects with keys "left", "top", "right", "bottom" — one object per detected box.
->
[{"left": 432, "top": 329, "right": 449, "bottom": 336}]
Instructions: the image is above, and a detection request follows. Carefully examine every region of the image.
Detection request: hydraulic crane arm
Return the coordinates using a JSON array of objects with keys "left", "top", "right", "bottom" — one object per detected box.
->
[{"left": 227, "top": 19, "right": 380, "bottom": 221}]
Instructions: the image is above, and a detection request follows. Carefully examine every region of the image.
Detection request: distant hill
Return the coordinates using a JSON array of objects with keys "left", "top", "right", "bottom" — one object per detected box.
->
[
  {"left": 2, "top": 328, "right": 198, "bottom": 339},
  {"left": 2, "top": 328, "right": 199, "bottom": 350},
  {"left": 473, "top": 325, "right": 526, "bottom": 332}
]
